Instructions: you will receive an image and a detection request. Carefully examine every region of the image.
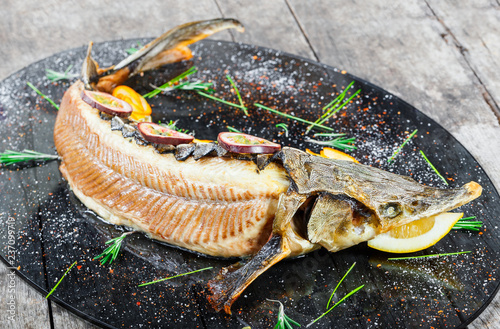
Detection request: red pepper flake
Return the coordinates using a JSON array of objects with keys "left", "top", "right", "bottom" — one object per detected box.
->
[
  {"left": 48, "top": 193, "right": 53, "bottom": 196},
  {"left": 137, "top": 302, "right": 141, "bottom": 306},
  {"left": 77, "top": 265, "right": 82, "bottom": 270}
]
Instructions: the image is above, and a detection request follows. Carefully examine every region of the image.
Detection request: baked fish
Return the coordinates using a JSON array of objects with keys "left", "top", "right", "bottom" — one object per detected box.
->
[{"left": 54, "top": 19, "right": 482, "bottom": 314}]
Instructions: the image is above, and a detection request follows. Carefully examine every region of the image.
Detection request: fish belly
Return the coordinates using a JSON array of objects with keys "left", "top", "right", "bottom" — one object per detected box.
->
[{"left": 54, "top": 82, "right": 290, "bottom": 257}]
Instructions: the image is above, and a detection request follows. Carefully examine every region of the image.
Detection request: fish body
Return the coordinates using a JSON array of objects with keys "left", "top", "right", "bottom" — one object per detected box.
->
[{"left": 59, "top": 18, "right": 482, "bottom": 314}]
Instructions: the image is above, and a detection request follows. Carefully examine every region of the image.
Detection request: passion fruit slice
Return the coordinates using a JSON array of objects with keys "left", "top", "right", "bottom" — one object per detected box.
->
[
  {"left": 217, "top": 132, "right": 281, "bottom": 154},
  {"left": 81, "top": 90, "right": 132, "bottom": 117},
  {"left": 138, "top": 122, "right": 194, "bottom": 145}
]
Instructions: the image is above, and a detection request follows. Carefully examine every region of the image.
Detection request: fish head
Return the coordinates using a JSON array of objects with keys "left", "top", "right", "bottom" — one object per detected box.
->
[{"left": 277, "top": 147, "right": 482, "bottom": 252}]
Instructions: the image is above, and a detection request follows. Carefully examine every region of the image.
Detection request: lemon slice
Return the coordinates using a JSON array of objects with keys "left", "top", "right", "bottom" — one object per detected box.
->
[
  {"left": 306, "top": 147, "right": 358, "bottom": 163},
  {"left": 367, "top": 212, "right": 463, "bottom": 253}
]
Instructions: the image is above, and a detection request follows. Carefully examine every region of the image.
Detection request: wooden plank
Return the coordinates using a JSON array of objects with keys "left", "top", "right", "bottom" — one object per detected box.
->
[
  {"left": 216, "top": 0, "right": 316, "bottom": 59},
  {"left": 426, "top": 0, "right": 500, "bottom": 119},
  {"left": 52, "top": 302, "right": 99, "bottom": 329},
  {"left": 0, "top": 263, "right": 51, "bottom": 328},
  {"left": 0, "top": 0, "right": 232, "bottom": 80}
]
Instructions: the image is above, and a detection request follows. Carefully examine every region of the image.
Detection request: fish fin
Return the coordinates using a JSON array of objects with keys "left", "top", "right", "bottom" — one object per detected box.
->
[
  {"left": 207, "top": 234, "right": 290, "bottom": 314},
  {"left": 114, "top": 18, "right": 244, "bottom": 74},
  {"left": 95, "top": 67, "right": 131, "bottom": 93}
]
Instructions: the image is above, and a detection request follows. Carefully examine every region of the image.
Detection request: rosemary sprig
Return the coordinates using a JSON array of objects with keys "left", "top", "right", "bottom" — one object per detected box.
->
[
  {"left": 159, "top": 120, "right": 190, "bottom": 134},
  {"left": 254, "top": 103, "right": 334, "bottom": 132},
  {"left": 46, "top": 261, "right": 77, "bottom": 299},
  {"left": 226, "top": 75, "right": 248, "bottom": 115},
  {"left": 27, "top": 82, "right": 60, "bottom": 110},
  {"left": 227, "top": 126, "right": 242, "bottom": 133},
  {"left": 387, "top": 251, "right": 471, "bottom": 261},
  {"left": 306, "top": 81, "right": 361, "bottom": 133},
  {"left": 306, "top": 285, "right": 365, "bottom": 327},
  {"left": 419, "top": 150, "right": 448, "bottom": 185},
  {"left": 198, "top": 90, "right": 248, "bottom": 113},
  {"left": 143, "top": 66, "right": 199, "bottom": 98},
  {"left": 151, "top": 80, "right": 213, "bottom": 93},
  {"left": 306, "top": 136, "right": 357, "bottom": 151},
  {"left": 326, "top": 262, "right": 356, "bottom": 309},
  {"left": 452, "top": 216, "right": 483, "bottom": 231},
  {"left": 276, "top": 123, "right": 289, "bottom": 137},
  {"left": 138, "top": 267, "right": 213, "bottom": 287},
  {"left": 0, "top": 150, "right": 59, "bottom": 166},
  {"left": 126, "top": 42, "right": 143, "bottom": 55},
  {"left": 267, "top": 299, "right": 301, "bottom": 329},
  {"left": 387, "top": 129, "right": 418, "bottom": 163},
  {"left": 94, "top": 231, "right": 135, "bottom": 265},
  {"left": 45, "top": 65, "right": 79, "bottom": 82}
]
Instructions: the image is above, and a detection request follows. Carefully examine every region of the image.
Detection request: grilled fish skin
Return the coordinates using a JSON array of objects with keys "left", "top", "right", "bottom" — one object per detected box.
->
[{"left": 55, "top": 81, "right": 289, "bottom": 257}]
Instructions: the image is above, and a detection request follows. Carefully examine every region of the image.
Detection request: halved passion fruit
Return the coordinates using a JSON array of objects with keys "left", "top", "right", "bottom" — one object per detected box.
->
[
  {"left": 81, "top": 90, "right": 133, "bottom": 117},
  {"left": 217, "top": 132, "right": 281, "bottom": 154},
  {"left": 138, "top": 122, "right": 194, "bottom": 145}
]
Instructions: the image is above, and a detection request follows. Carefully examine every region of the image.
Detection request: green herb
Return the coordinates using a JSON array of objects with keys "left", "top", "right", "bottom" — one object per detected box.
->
[
  {"left": 275, "top": 123, "right": 289, "bottom": 137},
  {"left": 306, "top": 285, "right": 365, "bottom": 327},
  {"left": 138, "top": 267, "right": 213, "bottom": 287},
  {"left": 126, "top": 42, "right": 143, "bottom": 55},
  {"left": 45, "top": 65, "right": 79, "bottom": 82},
  {"left": 306, "top": 136, "right": 356, "bottom": 151},
  {"left": 267, "top": 299, "right": 301, "bottom": 329},
  {"left": 254, "top": 103, "right": 334, "bottom": 132},
  {"left": 198, "top": 90, "right": 248, "bottom": 113},
  {"left": 227, "top": 126, "right": 242, "bottom": 133},
  {"left": 326, "top": 262, "right": 356, "bottom": 309},
  {"left": 452, "top": 216, "right": 483, "bottom": 231},
  {"left": 306, "top": 81, "right": 361, "bottom": 133},
  {"left": 159, "top": 120, "right": 190, "bottom": 134},
  {"left": 387, "top": 129, "right": 418, "bottom": 163},
  {"left": 94, "top": 231, "right": 135, "bottom": 265},
  {"left": 151, "top": 80, "right": 213, "bottom": 94},
  {"left": 387, "top": 251, "right": 471, "bottom": 261},
  {"left": 226, "top": 75, "right": 248, "bottom": 115},
  {"left": 46, "top": 261, "right": 77, "bottom": 299},
  {"left": 419, "top": 150, "right": 448, "bottom": 185},
  {"left": 0, "top": 150, "right": 59, "bottom": 166},
  {"left": 27, "top": 82, "right": 60, "bottom": 110},
  {"left": 143, "top": 66, "right": 199, "bottom": 98}
]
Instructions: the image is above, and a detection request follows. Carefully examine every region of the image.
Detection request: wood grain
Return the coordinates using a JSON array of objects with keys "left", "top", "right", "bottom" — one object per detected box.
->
[{"left": 0, "top": 0, "right": 498, "bottom": 328}]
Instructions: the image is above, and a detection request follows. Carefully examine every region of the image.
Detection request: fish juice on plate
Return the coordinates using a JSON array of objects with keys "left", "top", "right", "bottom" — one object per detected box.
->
[{"left": 54, "top": 19, "right": 482, "bottom": 314}]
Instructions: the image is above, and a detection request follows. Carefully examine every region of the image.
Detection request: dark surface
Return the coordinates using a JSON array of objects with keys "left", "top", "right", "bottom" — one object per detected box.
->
[{"left": 0, "top": 39, "right": 499, "bottom": 329}]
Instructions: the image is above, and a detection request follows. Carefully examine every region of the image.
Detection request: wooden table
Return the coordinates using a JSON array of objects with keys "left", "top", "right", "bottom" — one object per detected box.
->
[{"left": 1, "top": 1, "right": 499, "bottom": 328}]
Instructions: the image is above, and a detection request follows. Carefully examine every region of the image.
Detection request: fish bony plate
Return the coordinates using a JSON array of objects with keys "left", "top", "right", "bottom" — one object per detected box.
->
[{"left": 0, "top": 39, "right": 499, "bottom": 328}]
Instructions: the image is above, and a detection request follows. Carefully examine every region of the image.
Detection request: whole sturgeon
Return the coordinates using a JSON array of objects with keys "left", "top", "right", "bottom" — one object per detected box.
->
[{"left": 55, "top": 19, "right": 482, "bottom": 314}]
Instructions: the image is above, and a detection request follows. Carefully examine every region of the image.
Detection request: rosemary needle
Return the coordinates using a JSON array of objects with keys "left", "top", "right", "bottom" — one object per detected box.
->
[
  {"left": 143, "top": 66, "right": 199, "bottom": 98},
  {"left": 226, "top": 74, "right": 248, "bottom": 115},
  {"left": 452, "top": 216, "right": 483, "bottom": 231},
  {"left": 387, "top": 129, "right": 418, "bottom": 163},
  {"left": 276, "top": 123, "right": 289, "bottom": 137},
  {"left": 46, "top": 261, "right": 77, "bottom": 299},
  {"left": 94, "top": 231, "right": 135, "bottom": 265},
  {"left": 0, "top": 150, "right": 59, "bottom": 166},
  {"left": 227, "top": 126, "right": 242, "bottom": 133},
  {"left": 138, "top": 267, "right": 213, "bottom": 287},
  {"left": 387, "top": 251, "right": 471, "bottom": 261},
  {"left": 254, "top": 103, "right": 334, "bottom": 132},
  {"left": 419, "top": 150, "right": 448, "bottom": 185},
  {"left": 267, "top": 299, "right": 301, "bottom": 329},
  {"left": 198, "top": 91, "right": 248, "bottom": 113},
  {"left": 307, "top": 285, "right": 365, "bottom": 327},
  {"left": 27, "top": 82, "right": 60, "bottom": 110},
  {"left": 326, "top": 262, "right": 356, "bottom": 309},
  {"left": 45, "top": 65, "right": 79, "bottom": 82}
]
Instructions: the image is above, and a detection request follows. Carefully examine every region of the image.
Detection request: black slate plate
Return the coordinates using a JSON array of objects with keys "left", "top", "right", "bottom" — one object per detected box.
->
[{"left": 1, "top": 39, "right": 499, "bottom": 329}]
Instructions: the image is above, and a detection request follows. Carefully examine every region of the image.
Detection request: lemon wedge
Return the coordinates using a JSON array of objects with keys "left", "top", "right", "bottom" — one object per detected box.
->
[
  {"left": 306, "top": 147, "right": 359, "bottom": 163},
  {"left": 367, "top": 212, "right": 463, "bottom": 253}
]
